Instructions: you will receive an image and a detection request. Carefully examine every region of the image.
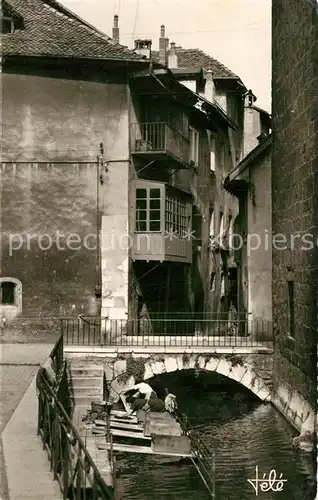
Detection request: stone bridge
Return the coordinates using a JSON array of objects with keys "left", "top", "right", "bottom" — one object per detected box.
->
[
  {"left": 65, "top": 345, "right": 274, "bottom": 402},
  {"left": 65, "top": 342, "right": 316, "bottom": 442}
]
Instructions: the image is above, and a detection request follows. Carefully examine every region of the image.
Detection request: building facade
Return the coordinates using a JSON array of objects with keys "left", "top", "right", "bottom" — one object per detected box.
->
[
  {"left": 271, "top": 0, "right": 317, "bottom": 432},
  {"left": 1, "top": 4, "right": 271, "bottom": 340},
  {"left": 0, "top": 0, "right": 147, "bottom": 334},
  {"left": 148, "top": 27, "right": 251, "bottom": 326},
  {"left": 224, "top": 133, "right": 272, "bottom": 338}
]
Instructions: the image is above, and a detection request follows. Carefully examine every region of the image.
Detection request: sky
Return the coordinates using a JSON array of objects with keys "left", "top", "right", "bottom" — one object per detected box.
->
[{"left": 60, "top": 0, "right": 271, "bottom": 112}]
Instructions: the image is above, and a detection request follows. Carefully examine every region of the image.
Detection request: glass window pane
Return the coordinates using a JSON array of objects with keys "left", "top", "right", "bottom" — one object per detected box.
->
[
  {"left": 150, "top": 188, "right": 161, "bottom": 198},
  {"left": 137, "top": 221, "right": 147, "bottom": 231},
  {"left": 136, "top": 189, "right": 147, "bottom": 199},
  {"left": 136, "top": 199, "right": 147, "bottom": 209},
  {"left": 150, "top": 199, "right": 160, "bottom": 210},
  {"left": 150, "top": 221, "right": 161, "bottom": 231},
  {"left": 149, "top": 210, "right": 161, "bottom": 221},
  {"left": 137, "top": 210, "right": 147, "bottom": 221}
]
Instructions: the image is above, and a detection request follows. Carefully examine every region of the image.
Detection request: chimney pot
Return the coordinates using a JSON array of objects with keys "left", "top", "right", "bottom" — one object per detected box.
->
[
  {"left": 134, "top": 39, "right": 152, "bottom": 59},
  {"left": 112, "top": 14, "right": 120, "bottom": 43},
  {"left": 204, "top": 70, "right": 215, "bottom": 102},
  {"left": 168, "top": 41, "right": 178, "bottom": 68},
  {"left": 159, "top": 24, "right": 167, "bottom": 66},
  {"left": 244, "top": 89, "right": 257, "bottom": 107}
]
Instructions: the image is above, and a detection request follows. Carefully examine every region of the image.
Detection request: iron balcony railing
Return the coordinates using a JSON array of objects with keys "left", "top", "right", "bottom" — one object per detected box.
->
[
  {"left": 61, "top": 316, "right": 273, "bottom": 348},
  {"left": 36, "top": 334, "right": 114, "bottom": 499},
  {"left": 130, "top": 122, "right": 190, "bottom": 165}
]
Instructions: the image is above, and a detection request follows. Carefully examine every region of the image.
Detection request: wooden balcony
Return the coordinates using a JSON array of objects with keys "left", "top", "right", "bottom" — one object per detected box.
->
[
  {"left": 131, "top": 180, "right": 193, "bottom": 264},
  {"left": 130, "top": 122, "right": 190, "bottom": 168},
  {"left": 132, "top": 232, "right": 192, "bottom": 263}
]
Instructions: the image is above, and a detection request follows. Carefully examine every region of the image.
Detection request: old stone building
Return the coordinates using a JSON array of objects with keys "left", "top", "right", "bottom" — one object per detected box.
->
[
  {"left": 1, "top": 4, "right": 272, "bottom": 339},
  {"left": 149, "top": 27, "right": 246, "bottom": 324},
  {"left": 148, "top": 27, "right": 273, "bottom": 330},
  {"left": 271, "top": 0, "right": 317, "bottom": 433},
  {"left": 0, "top": 0, "right": 148, "bottom": 333},
  {"left": 224, "top": 133, "right": 272, "bottom": 336}
]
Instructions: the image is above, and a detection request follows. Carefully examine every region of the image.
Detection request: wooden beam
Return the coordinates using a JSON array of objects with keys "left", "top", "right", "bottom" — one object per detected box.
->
[
  {"left": 111, "top": 429, "right": 151, "bottom": 440},
  {"left": 98, "top": 442, "right": 193, "bottom": 458}
]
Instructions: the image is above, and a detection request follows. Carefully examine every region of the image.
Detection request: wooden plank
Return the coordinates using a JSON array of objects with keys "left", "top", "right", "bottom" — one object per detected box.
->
[
  {"left": 98, "top": 442, "right": 193, "bottom": 458},
  {"left": 111, "top": 429, "right": 151, "bottom": 440},
  {"left": 95, "top": 419, "right": 108, "bottom": 426},
  {"left": 92, "top": 428, "right": 106, "bottom": 435},
  {"left": 96, "top": 420, "right": 144, "bottom": 431},
  {"left": 110, "top": 409, "right": 129, "bottom": 417},
  {"left": 111, "top": 416, "right": 138, "bottom": 424},
  {"left": 110, "top": 422, "right": 144, "bottom": 431}
]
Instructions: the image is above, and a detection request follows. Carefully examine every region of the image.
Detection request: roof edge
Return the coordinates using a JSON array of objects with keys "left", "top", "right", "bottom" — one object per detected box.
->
[
  {"left": 42, "top": 0, "right": 143, "bottom": 57},
  {"left": 42, "top": 0, "right": 113, "bottom": 41},
  {"left": 2, "top": 53, "right": 149, "bottom": 65},
  {"left": 227, "top": 134, "right": 272, "bottom": 181}
]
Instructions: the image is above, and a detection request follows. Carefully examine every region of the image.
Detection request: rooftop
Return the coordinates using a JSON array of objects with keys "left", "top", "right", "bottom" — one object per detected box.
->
[
  {"left": 152, "top": 47, "right": 241, "bottom": 80},
  {"left": 1, "top": 0, "right": 146, "bottom": 62}
]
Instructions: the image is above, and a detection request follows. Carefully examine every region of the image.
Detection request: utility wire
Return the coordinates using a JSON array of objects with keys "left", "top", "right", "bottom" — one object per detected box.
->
[
  {"left": 119, "top": 21, "right": 269, "bottom": 37},
  {"left": 132, "top": 0, "right": 140, "bottom": 39}
]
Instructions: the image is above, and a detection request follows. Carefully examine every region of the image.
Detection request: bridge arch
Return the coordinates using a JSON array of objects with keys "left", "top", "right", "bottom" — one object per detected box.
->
[{"left": 110, "top": 353, "right": 272, "bottom": 402}]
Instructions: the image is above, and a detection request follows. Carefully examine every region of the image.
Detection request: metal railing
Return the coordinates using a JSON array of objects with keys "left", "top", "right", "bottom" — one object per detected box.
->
[
  {"left": 61, "top": 316, "right": 273, "bottom": 348},
  {"left": 177, "top": 412, "right": 216, "bottom": 498},
  {"left": 37, "top": 336, "right": 114, "bottom": 499},
  {"left": 50, "top": 331, "right": 64, "bottom": 376},
  {"left": 130, "top": 122, "right": 190, "bottom": 164}
]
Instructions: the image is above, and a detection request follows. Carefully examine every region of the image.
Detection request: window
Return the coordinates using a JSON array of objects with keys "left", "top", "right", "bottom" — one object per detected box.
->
[
  {"left": 219, "top": 213, "right": 225, "bottom": 239},
  {"left": 1, "top": 282, "right": 16, "bottom": 305},
  {"left": 165, "top": 194, "right": 188, "bottom": 237},
  {"left": 220, "top": 274, "right": 225, "bottom": 298},
  {"left": 1, "top": 17, "right": 14, "bottom": 34},
  {"left": 228, "top": 216, "right": 233, "bottom": 251},
  {"left": 209, "top": 211, "right": 215, "bottom": 237},
  {"left": 210, "top": 135, "right": 216, "bottom": 172},
  {"left": 287, "top": 281, "right": 295, "bottom": 338},
  {"left": 136, "top": 188, "right": 161, "bottom": 232},
  {"left": 210, "top": 272, "right": 216, "bottom": 291},
  {"left": 190, "top": 127, "right": 199, "bottom": 165}
]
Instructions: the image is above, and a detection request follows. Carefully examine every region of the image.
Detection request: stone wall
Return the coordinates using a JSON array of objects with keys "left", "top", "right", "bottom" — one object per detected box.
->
[
  {"left": 248, "top": 150, "right": 272, "bottom": 324},
  {"left": 65, "top": 351, "right": 274, "bottom": 403},
  {"left": 272, "top": 0, "right": 317, "bottom": 414},
  {"left": 0, "top": 71, "right": 130, "bottom": 332}
]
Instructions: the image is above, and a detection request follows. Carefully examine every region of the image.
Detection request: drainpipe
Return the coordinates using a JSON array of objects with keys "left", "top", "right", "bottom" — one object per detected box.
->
[{"left": 95, "top": 144, "right": 103, "bottom": 314}]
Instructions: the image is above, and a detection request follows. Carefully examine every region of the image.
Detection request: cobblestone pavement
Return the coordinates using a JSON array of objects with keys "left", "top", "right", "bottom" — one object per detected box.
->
[{"left": 0, "top": 344, "right": 53, "bottom": 500}]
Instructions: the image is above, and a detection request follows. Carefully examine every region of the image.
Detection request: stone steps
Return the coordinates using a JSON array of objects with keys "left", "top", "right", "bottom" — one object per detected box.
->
[
  {"left": 68, "top": 362, "right": 104, "bottom": 408},
  {"left": 72, "top": 376, "right": 104, "bottom": 388}
]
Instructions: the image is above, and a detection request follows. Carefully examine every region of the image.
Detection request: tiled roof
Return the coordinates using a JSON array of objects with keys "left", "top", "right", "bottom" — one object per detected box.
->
[
  {"left": 1, "top": 0, "right": 145, "bottom": 61},
  {"left": 152, "top": 48, "right": 239, "bottom": 79}
]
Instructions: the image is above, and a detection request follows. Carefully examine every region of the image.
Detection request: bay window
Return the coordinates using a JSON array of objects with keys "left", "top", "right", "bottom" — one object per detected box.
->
[{"left": 136, "top": 187, "right": 162, "bottom": 232}]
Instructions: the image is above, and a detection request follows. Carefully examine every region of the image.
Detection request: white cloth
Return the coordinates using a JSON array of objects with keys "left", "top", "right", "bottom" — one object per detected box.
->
[
  {"left": 131, "top": 382, "right": 153, "bottom": 401},
  {"left": 164, "top": 393, "right": 177, "bottom": 413}
]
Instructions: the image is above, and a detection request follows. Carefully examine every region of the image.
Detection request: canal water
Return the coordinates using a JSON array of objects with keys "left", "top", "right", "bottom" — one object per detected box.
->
[{"left": 115, "top": 370, "right": 316, "bottom": 500}]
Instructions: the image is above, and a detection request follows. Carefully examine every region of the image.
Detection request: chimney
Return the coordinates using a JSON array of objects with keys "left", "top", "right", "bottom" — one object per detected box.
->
[
  {"left": 159, "top": 24, "right": 167, "bottom": 66},
  {"left": 243, "top": 89, "right": 261, "bottom": 156},
  {"left": 112, "top": 14, "right": 119, "bottom": 43},
  {"left": 205, "top": 69, "right": 215, "bottom": 102},
  {"left": 168, "top": 42, "right": 178, "bottom": 68},
  {"left": 134, "top": 39, "right": 152, "bottom": 59},
  {"left": 244, "top": 89, "right": 257, "bottom": 108}
]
